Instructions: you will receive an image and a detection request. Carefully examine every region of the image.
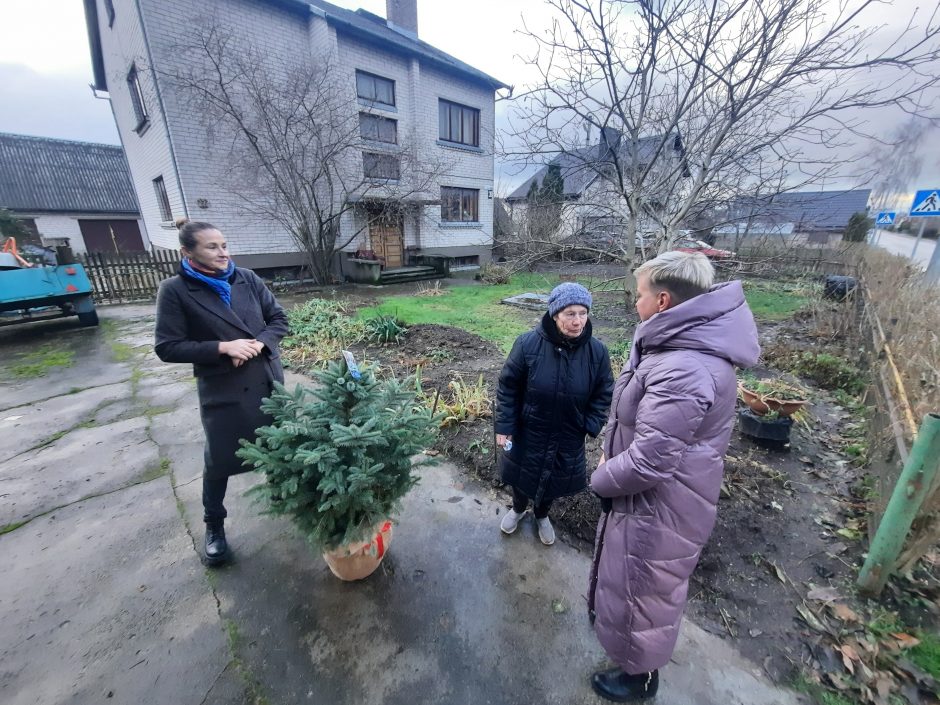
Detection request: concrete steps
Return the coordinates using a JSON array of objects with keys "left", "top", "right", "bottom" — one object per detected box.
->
[{"left": 378, "top": 265, "right": 439, "bottom": 285}]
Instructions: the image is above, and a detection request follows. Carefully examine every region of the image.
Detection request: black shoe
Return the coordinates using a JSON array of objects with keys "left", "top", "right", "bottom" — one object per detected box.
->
[
  {"left": 591, "top": 668, "right": 659, "bottom": 702},
  {"left": 204, "top": 522, "right": 229, "bottom": 566}
]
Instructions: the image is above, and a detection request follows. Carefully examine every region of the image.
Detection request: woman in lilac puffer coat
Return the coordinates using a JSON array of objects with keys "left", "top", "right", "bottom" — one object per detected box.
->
[{"left": 588, "top": 251, "right": 760, "bottom": 702}]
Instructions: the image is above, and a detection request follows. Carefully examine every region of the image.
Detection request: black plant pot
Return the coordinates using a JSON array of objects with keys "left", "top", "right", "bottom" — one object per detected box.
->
[{"left": 737, "top": 407, "right": 793, "bottom": 447}]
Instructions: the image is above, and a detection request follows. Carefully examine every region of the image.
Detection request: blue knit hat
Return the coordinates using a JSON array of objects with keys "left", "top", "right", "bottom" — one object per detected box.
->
[{"left": 547, "top": 282, "right": 592, "bottom": 316}]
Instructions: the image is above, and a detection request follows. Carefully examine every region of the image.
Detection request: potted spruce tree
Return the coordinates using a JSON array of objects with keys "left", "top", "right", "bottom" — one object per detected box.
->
[{"left": 237, "top": 356, "right": 438, "bottom": 580}]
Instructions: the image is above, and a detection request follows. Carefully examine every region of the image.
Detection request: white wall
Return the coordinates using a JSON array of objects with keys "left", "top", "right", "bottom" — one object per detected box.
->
[
  {"left": 95, "top": 0, "right": 184, "bottom": 251},
  {"left": 33, "top": 215, "right": 84, "bottom": 251},
  {"left": 100, "top": 0, "right": 497, "bottom": 265}
]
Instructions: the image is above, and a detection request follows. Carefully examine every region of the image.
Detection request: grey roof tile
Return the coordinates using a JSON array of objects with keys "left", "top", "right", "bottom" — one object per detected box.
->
[
  {"left": 0, "top": 133, "right": 139, "bottom": 215},
  {"left": 506, "top": 134, "right": 678, "bottom": 200},
  {"left": 730, "top": 189, "right": 871, "bottom": 230},
  {"left": 307, "top": 1, "right": 507, "bottom": 89}
]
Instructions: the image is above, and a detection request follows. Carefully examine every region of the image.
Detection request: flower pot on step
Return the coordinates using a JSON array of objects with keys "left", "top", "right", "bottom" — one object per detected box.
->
[{"left": 322, "top": 521, "right": 393, "bottom": 581}]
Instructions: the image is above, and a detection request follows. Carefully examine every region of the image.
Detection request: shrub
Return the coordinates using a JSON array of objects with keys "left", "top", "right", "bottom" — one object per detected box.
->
[
  {"left": 365, "top": 315, "right": 407, "bottom": 344},
  {"left": 281, "top": 299, "right": 367, "bottom": 370},
  {"left": 478, "top": 263, "right": 511, "bottom": 285},
  {"left": 785, "top": 351, "right": 866, "bottom": 395}
]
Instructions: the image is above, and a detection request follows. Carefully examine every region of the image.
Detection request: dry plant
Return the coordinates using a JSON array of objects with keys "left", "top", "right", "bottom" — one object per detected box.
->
[
  {"left": 415, "top": 281, "right": 447, "bottom": 297},
  {"left": 856, "top": 246, "right": 940, "bottom": 574},
  {"left": 859, "top": 248, "right": 939, "bottom": 426}
]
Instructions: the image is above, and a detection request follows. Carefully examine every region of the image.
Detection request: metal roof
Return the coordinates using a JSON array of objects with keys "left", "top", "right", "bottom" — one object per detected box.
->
[
  {"left": 0, "top": 133, "right": 140, "bottom": 215},
  {"left": 83, "top": 0, "right": 507, "bottom": 93},
  {"left": 506, "top": 134, "right": 681, "bottom": 201},
  {"left": 728, "top": 189, "right": 871, "bottom": 231},
  {"left": 308, "top": 1, "right": 507, "bottom": 89}
]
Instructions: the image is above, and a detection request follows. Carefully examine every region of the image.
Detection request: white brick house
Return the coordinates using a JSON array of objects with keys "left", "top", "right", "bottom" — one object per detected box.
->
[{"left": 82, "top": 0, "right": 506, "bottom": 275}]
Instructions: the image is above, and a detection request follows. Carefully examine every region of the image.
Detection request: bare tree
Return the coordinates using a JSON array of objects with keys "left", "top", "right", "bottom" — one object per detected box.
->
[
  {"left": 867, "top": 117, "right": 931, "bottom": 215},
  {"left": 502, "top": 0, "right": 940, "bottom": 286},
  {"left": 165, "top": 22, "right": 450, "bottom": 284}
]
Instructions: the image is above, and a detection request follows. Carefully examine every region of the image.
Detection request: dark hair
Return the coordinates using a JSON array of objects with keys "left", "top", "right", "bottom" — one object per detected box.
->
[
  {"left": 175, "top": 217, "right": 217, "bottom": 249},
  {"left": 650, "top": 276, "right": 708, "bottom": 305}
]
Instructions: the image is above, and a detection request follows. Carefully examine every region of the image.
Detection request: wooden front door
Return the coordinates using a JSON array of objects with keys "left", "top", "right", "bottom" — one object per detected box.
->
[{"left": 369, "top": 217, "right": 403, "bottom": 268}]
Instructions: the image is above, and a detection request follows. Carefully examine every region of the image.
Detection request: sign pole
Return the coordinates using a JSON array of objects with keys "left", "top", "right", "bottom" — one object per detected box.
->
[
  {"left": 926, "top": 235, "right": 940, "bottom": 283},
  {"left": 911, "top": 219, "right": 927, "bottom": 259}
]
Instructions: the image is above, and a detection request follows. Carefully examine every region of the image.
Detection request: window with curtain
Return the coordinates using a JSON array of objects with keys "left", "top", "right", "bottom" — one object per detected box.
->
[
  {"left": 438, "top": 99, "right": 480, "bottom": 147},
  {"left": 363, "top": 152, "right": 400, "bottom": 180},
  {"left": 441, "top": 187, "right": 479, "bottom": 222},
  {"left": 359, "top": 113, "right": 398, "bottom": 144},
  {"left": 356, "top": 70, "right": 395, "bottom": 108}
]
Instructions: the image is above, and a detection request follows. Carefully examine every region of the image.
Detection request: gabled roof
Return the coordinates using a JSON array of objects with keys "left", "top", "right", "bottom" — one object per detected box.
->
[
  {"left": 0, "top": 133, "right": 140, "bottom": 215},
  {"left": 83, "top": 0, "right": 507, "bottom": 93},
  {"left": 729, "top": 189, "right": 871, "bottom": 231},
  {"left": 308, "top": 1, "right": 507, "bottom": 89},
  {"left": 506, "top": 146, "right": 599, "bottom": 201},
  {"left": 506, "top": 134, "right": 681, "bottom": 201}
]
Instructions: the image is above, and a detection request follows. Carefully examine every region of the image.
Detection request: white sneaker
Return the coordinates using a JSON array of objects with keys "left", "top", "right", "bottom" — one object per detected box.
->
[
  {"left": 537, "top": 517, "right": 555, "bottom": 545},
  {"left": 500, "top": 508, "right": 525, "bottom": 535}
]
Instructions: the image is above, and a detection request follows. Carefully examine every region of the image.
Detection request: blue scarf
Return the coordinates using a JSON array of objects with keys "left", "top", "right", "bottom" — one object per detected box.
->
[{"left": 181, "top": 258, "right": 235, "bottom": 307}]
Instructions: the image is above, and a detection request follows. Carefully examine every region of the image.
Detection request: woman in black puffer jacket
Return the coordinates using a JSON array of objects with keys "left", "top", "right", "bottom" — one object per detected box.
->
[{"left": 495, "top": 282, "right": 613, "bottom": 545}]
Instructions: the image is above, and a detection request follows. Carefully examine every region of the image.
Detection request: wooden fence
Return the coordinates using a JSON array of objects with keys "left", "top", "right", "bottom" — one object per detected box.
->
[{"left": 78, "top": 250, "right": 181, "bottom": 304}]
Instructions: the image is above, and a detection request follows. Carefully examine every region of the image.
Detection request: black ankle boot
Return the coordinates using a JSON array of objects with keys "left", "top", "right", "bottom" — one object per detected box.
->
[
  {"left": 591, "top": 667, "right": 659, "bottom": 702},
  {"left": 204, "top": 522, "right": 229, "bottom": 566}
]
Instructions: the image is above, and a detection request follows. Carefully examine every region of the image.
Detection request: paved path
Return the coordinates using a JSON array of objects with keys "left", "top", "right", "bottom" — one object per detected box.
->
[
  {"left": 872, "top": 230, "right": 936, "bottom": 269},
  {"left": 0, "top": 308, "right": 806, "bottom": 705}
]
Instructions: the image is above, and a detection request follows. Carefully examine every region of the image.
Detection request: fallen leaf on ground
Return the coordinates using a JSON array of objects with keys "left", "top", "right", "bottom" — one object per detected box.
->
[
  {"left": 828, "top": 603, "right": 860, "bottom": 622},
  {"left": 807, "top": 586, "right": 841, "bottom": 602},
  {"left": 796, "top": 603, "right": 830, "bottom": 633},
  {"left": 551, "top": 599, "right": 568, "bottom": 614},
  {"left": 891, "top": 633, "right": 921, "bottom": 649}
]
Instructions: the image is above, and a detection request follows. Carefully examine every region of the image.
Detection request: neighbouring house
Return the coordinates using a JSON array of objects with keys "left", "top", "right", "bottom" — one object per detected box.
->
[
  {"left": 503, "top": 130, "right": 688, "bottom": 249},
  {"left": 712, "top": 189, "right": 872, "bottom": 246},
  {"left": 82, "top": 0, "right": 506, "bottom": 278},
  {"left": 0, "top": 132, "right": 146, "bottom": 254}
]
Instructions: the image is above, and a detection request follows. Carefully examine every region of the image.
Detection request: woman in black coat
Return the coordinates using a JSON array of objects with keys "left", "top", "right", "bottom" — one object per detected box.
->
[
  {"left": 154, "top": 219, "right": 288, "bottom": 566},
  {"left": 495, "top": 282, "right": 613, "bottom": 545}
]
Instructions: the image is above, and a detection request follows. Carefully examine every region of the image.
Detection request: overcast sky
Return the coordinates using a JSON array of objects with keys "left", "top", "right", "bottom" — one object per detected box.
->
[{"left": 0, "top": 0, "right": 937, "bottom": 195}]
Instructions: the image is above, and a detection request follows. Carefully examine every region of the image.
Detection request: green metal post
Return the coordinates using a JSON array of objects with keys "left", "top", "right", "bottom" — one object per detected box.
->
[{"left": 858, "top": 413, "right": 940, "bottom": 595}]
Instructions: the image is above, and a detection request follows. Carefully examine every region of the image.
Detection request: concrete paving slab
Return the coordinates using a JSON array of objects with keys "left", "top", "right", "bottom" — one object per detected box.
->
[
  {"left": 1, "top": 305, "right": 805, "bottom": 705},
  {"left": 0, "top": 416, "right": 161, "bottom": 527},
  {"left": 0, "top": 477, "right": 240, "bottom": 705},
  {"left": 0, "top": 382, "right": 132, "bottom": 464},
  {"left": 175, "top": 464, "right": 803, "bottom": 705},
  {"left": 0, "top": 318, "right": 132, "bottom": 412}
]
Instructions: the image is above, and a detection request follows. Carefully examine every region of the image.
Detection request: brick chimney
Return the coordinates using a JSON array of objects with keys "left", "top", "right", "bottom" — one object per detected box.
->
[{"left": 386, "top": 0, "right": 418, "bottom": 36}]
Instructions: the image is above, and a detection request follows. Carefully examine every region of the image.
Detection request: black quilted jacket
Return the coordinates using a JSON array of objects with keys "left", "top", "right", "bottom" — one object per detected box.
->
[{"left": 495, "top": 314, "right": 613, "bottom": 504}]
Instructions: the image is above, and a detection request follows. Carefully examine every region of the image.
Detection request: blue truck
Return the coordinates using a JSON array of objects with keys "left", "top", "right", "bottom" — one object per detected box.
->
[{"left": 0, "top": 249, "right": 99, "bottom": 327}]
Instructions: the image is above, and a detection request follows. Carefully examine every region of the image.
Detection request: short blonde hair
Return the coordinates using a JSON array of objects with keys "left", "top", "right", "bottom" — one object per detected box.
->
[{"left": 635, "top": 251, "right": 714, "bottom": 303}]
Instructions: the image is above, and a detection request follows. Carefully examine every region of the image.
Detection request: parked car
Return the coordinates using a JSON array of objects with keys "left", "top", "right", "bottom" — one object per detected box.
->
[{"left": 673, "top": 238, "right": 735, "bottom": 260}]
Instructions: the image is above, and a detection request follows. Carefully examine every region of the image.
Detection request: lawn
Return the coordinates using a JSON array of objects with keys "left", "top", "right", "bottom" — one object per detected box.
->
[
  {"left": 357, "top": 273, "right": 811, "bottom": 352},
  {"left": 357, "top": 273, "right": 560, "bottom": 353},
  {"left": 742, "top": 279, "right": 812, "bottom": 320}
]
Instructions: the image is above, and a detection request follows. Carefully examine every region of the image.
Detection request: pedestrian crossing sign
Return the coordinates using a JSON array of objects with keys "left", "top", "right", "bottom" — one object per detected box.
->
[
  {"left": 875, "top": 212, "right": 896, "bottom": 226},
  {"left": 910, "top": 190, "right": 940, "bottom": 217}
]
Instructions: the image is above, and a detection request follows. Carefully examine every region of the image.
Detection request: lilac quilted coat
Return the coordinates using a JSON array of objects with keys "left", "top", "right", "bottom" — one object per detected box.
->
[{"left": 588, "top": 281, "right": 760, "bottom": 674}]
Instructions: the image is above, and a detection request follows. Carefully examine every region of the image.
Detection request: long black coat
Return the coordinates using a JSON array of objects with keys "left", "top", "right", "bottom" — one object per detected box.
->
[
  {"left": 495, "top": 314, "right": 613, "bottom": 504},
  {"left": 154, "top": 267, "right": 289, "bottom": 480}
]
